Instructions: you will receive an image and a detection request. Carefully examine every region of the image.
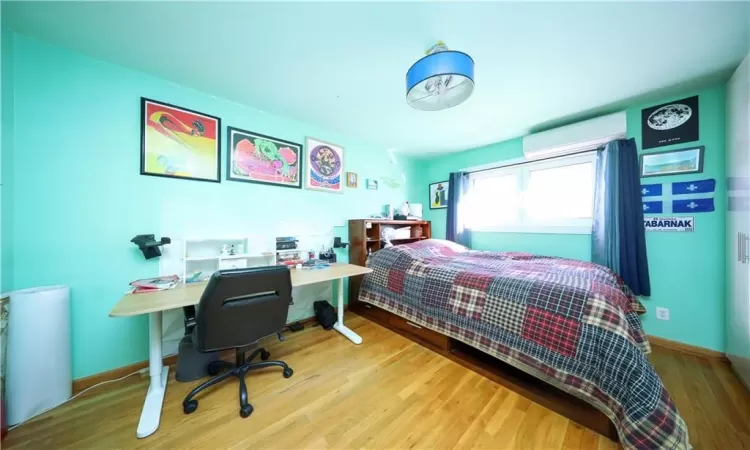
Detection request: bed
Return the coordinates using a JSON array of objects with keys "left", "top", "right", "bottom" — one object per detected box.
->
[{"left": 357, "top": 239, "right": 689, "bottom": 450}]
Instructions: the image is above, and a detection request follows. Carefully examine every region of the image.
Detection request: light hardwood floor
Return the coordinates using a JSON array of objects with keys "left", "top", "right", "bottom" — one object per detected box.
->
[{"left": 5, "top": 313, "right": 750, "bottom": 449}]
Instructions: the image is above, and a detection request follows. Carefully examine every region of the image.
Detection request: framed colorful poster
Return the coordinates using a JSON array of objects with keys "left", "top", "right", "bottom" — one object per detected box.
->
[
  {"left": 306, "top": 137, "right": 344, "bottom": 193},
  {"left": 641, "top": 95, "right": 699, "bottom": 149},
  {"left": 640, "top": 146, "right": 704, "bottom": 178},
  {"left": 429, "top": 181, "right": 449, "bottom": 209},
  {"left": 140, "top": 98, "right": 221, "bottom": 182},
  {"left": 227, "top": 127, "right": 302, "bottom": 188}
]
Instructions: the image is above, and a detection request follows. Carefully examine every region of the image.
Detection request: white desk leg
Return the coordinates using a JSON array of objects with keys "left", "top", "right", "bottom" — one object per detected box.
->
[
  {"left": 136, "top": 311, "right": 169, "bottom": 439},
  {"left": 332, "top": 277, "right": 362, "bottom": 344}
]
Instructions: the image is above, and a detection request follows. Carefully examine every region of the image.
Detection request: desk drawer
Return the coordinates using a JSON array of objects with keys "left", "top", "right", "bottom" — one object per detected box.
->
[
  {"left": 359, "top": 302, "right": 391, "bottom": 324},
  {"left": 219, "top": 259, "right": 247, "bottom": 270},
  {"left": 389, "top": 315, "right": 452, "bottom": 351}
]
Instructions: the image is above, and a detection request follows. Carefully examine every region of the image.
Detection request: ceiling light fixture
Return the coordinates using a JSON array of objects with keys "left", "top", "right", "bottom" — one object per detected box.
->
[{"left": 406, "top": 41, "right": 474, "bottom": 111}]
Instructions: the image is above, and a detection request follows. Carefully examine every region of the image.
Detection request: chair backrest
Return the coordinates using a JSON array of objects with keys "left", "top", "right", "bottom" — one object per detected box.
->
[{"left": 194, "top": 266, "right": 292, "bottom": 352}]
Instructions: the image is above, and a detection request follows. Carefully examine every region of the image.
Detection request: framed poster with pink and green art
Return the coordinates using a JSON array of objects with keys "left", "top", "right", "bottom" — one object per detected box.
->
[
  {"left": 306, "top": 137, "right": 344, "bottom": 193},
  {"left": 227, "top": 127, "right": 302, "bottom": 189}
]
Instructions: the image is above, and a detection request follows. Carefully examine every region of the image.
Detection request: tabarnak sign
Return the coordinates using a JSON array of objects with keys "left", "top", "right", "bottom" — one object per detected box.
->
[{"left": 644, "top": 216, "right": 694, "bottom": 232}]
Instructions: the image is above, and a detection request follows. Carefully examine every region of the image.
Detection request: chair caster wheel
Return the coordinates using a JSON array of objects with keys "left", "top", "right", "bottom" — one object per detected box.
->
[
  {"left": 183, "top": 400, "right": 198, "bottom": 414},
  {"left": 240, "top": 404, "right": 254, "bottom": 418},
  {"left": 260, "top": 349, "right": 271, "bottom": 361},
  {"left": 283, "top": 368, "right": 294, "bottom": 378},
  {"left": 207, "top": 361, "right": 223, "bottom": 376}
]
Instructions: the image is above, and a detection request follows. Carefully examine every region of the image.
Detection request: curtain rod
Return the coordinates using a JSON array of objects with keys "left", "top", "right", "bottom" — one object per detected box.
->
[{"left": 467, "top": 148, "right": 601, "bottom": 176}]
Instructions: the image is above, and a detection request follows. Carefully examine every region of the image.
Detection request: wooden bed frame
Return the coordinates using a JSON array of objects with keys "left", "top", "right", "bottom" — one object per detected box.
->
[{"left": 348, "top": 219, "right": 619, "bottom": 442}]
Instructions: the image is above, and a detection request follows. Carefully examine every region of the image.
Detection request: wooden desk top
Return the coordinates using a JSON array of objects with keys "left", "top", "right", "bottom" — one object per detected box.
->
[{"left": 110, "top": 263, "right": 372, "bottom": 317}]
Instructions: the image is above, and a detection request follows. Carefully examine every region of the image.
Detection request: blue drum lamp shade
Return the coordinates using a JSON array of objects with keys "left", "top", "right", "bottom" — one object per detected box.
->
[{"left": 406, "top": 45, "right": 474, "bottom": 111}]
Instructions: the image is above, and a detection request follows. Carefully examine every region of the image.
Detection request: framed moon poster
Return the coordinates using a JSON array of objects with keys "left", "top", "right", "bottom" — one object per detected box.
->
[
  {"left": 306, "top": 137, "right": 344, "bottom": 193},
  {"left": 641, "top": 95, "right": 699, "bottom": 149}
]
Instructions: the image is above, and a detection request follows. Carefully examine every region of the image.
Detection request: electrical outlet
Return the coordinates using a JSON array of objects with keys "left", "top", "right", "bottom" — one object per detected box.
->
[{"left": 655, "top": 307, "right": 670, "bottom": 321}]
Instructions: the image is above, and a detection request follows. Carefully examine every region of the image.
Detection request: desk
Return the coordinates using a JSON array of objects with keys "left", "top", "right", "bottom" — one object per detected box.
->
[{"left": 109, "top": 263, "right": 372, "bottom": 438}]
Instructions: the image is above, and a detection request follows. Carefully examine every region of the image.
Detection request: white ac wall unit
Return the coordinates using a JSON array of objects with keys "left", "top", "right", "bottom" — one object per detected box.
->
[{"left": 522, "top": 112, "right": 626, "bottom": 160}]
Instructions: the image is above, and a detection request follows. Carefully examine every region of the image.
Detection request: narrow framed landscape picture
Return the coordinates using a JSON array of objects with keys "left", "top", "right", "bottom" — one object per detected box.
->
[
  {"left": 141, "top": 98, "right": 221, "bottom": 182},
  {"left": 306, "top": 137, "right": 344, "bottom": 193},
  {"left": 640, "top": 146, "right": 704, "bottom": 178},
  {"left": 429, "top": 181, "right": 449, "bottom": 209},
  {"left": 227, "top": 127, "right": 302, "bottom": 189}
]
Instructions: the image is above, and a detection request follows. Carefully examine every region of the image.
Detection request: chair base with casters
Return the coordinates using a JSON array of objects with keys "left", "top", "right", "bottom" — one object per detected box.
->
[{"left": 182, "top": 346, "right": 294, "bottom": 418}]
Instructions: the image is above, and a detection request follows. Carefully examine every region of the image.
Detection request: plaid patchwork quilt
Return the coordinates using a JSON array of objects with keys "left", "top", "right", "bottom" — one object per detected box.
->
[{"left": 359, "top": 239, "right": 689, "bottom": 450}]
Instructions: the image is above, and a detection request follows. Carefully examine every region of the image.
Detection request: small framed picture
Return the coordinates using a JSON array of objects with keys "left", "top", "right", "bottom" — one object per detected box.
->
[
  {"left": 640, "top": 146, "right": 705, "bottom": 178},
  {"left": 429, "top": 181, "right": 449, "bottom": 209},
  {"left": 346, "top": 172, "right": 358, "bottom": 188},
  {"left": 366, "top": 179, "right": 378, "bottom": 190}
]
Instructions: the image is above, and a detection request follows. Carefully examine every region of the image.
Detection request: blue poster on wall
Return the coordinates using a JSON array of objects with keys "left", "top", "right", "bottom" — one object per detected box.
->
[
  {"left": 641, "top": 178, "right": 716, "bottom": 214},
  {"left": 640, "top": 184, "right": 663, "bottom": 197},
  {"left": 672, "top": 179, "right": 715, "bottom": 195},
  {"left": 642, "top": 201, "right": 663, "bottom": 213},
  {"left": 673, "top": 198, "right": 715, "bottom": 213}
]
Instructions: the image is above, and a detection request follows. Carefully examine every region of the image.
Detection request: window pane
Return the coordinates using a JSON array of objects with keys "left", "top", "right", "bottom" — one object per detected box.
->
[
  {"left": 525, "top": 162, "right": 593, "bottom": 221},
  {"left": 467, "top": 173, "right": 520, "bottom": 227}
]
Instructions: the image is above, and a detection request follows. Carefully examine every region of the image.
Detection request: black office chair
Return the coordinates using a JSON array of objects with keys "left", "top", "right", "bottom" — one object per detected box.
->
[{"left": 182, "top": 266, "right": 294, "bottom": 418}]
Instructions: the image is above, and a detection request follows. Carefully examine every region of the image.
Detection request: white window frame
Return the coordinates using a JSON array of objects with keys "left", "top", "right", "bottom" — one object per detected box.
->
[{"left": 468, "top": 152, "right": 597, "bottom": 235}]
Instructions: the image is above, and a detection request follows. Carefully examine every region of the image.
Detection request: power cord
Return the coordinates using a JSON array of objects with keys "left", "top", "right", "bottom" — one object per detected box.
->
[{"left": 8, "top": 368, "right": 146, "bottom": 432}]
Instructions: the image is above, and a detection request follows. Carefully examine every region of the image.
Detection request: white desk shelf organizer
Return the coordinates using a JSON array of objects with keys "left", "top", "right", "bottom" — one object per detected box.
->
[{"left": 180, "top": 238, "right": 275, "bottom": 283}]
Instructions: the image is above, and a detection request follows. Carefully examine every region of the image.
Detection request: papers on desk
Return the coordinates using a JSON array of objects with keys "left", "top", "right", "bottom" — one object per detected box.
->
[
  {"left": 129, "top": 275, "right": 180, "bottom": 294},
  {"left": 300, "top": 260, "right": 330, "bottom": 270}
]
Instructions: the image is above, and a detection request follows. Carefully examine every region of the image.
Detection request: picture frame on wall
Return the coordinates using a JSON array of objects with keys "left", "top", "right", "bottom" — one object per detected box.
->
[
  {"left": 640, "top": 145, "right": 705, "bottom": 178},
  {"left": 226, "top": 126, "right": 303, "bottom": 189},
  {"left": 306, "top": 137, "right": 344, "bottom": 193},
  {"left": 641, "top": 95, "right": 699, "bottom": 149},
  {"left": 346, "top": 172, "right": 358, "bottom": 188},
  {"left": 140, "top": 98, "right": 221, "bottom": 182},
  {"left": 429, "top": 181, "right": 449, "bottom": 209}
]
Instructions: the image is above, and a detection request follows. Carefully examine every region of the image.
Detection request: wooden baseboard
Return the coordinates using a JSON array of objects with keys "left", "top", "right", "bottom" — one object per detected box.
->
[
  {"left": 73, "top": 312, "right": 328, "bottom": 394},
  {"left": 647, "top": 335, "right": 728, "bottom": 362}
]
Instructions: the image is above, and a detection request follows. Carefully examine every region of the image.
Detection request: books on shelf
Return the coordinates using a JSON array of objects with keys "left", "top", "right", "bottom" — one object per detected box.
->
[{"left": 129, "top": 275, "right": 180, "bottom": 294}]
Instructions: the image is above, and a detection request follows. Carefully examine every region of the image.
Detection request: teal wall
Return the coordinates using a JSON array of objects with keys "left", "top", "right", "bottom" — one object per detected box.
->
[
  {"left": 629, "top": 87, "right": 726, "bottom": 352},
  {"left": 416, "top": 85, "right": 727, "bottom": 352},
  {"left": 1, "top": 23, "right": 14, "bottom": 293},
  {"left": 2, "top": 33, "right": 413, "bottom": 378}
]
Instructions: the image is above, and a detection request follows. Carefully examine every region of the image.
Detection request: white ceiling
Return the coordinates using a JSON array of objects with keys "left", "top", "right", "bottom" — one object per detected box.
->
[{"left": 4, "top": 2, "right": 749, "bottom": 155}]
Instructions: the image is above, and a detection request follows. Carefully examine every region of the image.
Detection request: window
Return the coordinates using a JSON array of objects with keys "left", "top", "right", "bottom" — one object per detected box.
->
[{"left": 465, "top": 152, "right": 596, "bottom": 234}]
